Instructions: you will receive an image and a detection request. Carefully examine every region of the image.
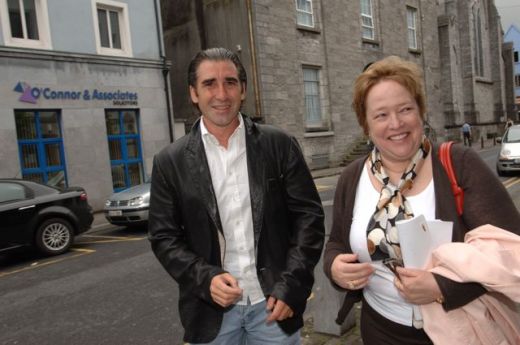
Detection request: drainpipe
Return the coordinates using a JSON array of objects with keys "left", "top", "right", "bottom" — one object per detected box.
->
[
  {"left": 246, "top": 0, "right": 261, "bottom": 118},
  {"left": 153, "top": 0, "right": 175, "bottom": 143},
  {"left": 418, "top": 1, "right": 427, "bottom": 122}
]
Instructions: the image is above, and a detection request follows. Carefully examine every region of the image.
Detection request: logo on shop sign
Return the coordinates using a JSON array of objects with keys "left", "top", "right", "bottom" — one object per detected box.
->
[
  {"left": 13, "top": 81, "right": 38, "bottom": 104},
  {"left": 13, "top": 81, "right": 139, "bottom": 105}
]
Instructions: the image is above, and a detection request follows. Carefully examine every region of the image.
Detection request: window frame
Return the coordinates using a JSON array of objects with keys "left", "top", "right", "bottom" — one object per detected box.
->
[
  {"left": 360, "top": 0, "right": 375, "bottom": 40},
  {"left": 406, "top": 6, "right": 418, "bottom": 50},
  {"left": 14, "top": 110, "right": 68, "bottom": 188},
  {"left": 302, "top": 66, "right": 325, "bottom": 130},
  {"left": 105, "top": 109, "right": 144, "bottom": 192},
  {"left": 515, "top": 75, "right": 520, "bottom": 88},
  {"left": 295, "top": 0, "right": 315, "bottom": 28},
  {"left": 91, "top": 0, "right": 133, "bottom": 57},
  {"left": 0, "top": 0, "right": 52, "bottom": 49}
]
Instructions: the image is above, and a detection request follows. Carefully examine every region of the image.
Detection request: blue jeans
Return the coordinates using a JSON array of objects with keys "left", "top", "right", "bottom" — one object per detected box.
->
[{"left": 193, "top": 299, "right": 300, "bottom": 345}]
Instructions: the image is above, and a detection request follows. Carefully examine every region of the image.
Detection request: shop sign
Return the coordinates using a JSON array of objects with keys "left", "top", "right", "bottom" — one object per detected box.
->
[{"left": 13, "top": 81, "right": 138, "bottom": 106}]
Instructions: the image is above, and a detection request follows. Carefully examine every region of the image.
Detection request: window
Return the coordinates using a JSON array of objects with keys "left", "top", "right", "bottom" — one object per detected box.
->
[
  {"left": 515, "top": 75, "right": 520, "bottom": 88},
  {"left": 473, "top": 6, "right": 484, "bottom": 76},
  {"left": 407, "top": 6, "right": 417, "bottom": 50},
  {"left": 0, "top": 182, "right": 29, "bottom": 203},
  {"left": 296, "top": 0, "right": 314, "bottom": 27},
  {"left": 105, "top": 110, "right": 144, "bottom": 191},
  {"left": 92, "top": 0, "right": 132, "bottom": 57},
  {"left": 15, "top": 110, "right": 67, "bottom": 188},
  {"left": 360, "top": 0, "right": 374, "bottom": 40},
  {"left": 303, "top": 67, "right": 323, "bottom": 128},
  {"left": 514, "top": 51, "right": 518, "bottom": 63},
  {"left": 0, "top": 0, "right": 51, "bottom": 49}
]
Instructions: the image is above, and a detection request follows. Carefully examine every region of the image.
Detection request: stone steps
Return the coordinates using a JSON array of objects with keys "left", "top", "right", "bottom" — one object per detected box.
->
[{"left": 343, "top": 136, "right": 371, "bottom": 166}]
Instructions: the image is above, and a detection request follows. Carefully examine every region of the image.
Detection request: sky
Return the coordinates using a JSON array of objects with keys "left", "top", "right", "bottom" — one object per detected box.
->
[{"left": 495, "top": 0, "right": 520, "bottom": 32}]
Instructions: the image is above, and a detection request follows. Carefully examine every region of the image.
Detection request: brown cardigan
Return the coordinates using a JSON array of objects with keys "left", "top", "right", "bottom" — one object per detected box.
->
[{"left": 323, "top": 143, "right": 520, "bottom": 324}]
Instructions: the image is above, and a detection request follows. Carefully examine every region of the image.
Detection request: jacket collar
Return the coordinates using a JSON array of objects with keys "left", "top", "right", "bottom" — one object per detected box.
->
[
  {"left": 185, "top": 118, "right": 222, "bottom": 233},
  {"left": 184, "top": 114, "right": 265, "bottom": 242},
  {"left": 243, "top": 116, "right": 265, "bottom": 241}
]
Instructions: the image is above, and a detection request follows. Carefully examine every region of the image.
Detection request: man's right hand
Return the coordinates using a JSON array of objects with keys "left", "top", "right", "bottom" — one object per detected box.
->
[{"left": 210, "top": 273, "right": 243, "bottom": 307}]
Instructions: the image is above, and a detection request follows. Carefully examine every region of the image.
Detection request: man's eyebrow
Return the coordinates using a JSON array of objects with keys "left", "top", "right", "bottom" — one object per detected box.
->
[
  {"left": 201, "top": 77, "right": 216, "bottom": 85},
  {"left": 224, "top": 76, "right": 239, "bottom": 83}
]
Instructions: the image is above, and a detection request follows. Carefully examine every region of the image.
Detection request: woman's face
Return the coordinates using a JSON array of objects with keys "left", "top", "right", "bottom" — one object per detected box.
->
[{"left": 365, "top": 79, "right": 424, "bottom": 165}]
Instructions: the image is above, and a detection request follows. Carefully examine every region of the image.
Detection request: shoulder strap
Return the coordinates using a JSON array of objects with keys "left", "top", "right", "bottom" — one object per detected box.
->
[{"left": 438, "top": 141, "right": 464, "bottom": 216}]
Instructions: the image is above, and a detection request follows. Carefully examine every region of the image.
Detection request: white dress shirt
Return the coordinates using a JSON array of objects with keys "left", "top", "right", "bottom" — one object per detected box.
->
[{"left": 200, "top": 115, "right": 265, "bottom": 305}]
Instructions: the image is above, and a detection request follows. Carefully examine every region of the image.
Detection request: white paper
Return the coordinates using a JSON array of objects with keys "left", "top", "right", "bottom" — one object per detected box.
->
[
  {"left": 396, "top": 215, "right": 453, "bottom": 328},
  {"left": 396, "top": 215, "right": 453, "bottom": 269}
]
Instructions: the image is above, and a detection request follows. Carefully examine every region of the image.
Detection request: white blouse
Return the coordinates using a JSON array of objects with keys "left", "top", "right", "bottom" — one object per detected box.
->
[{"left": 350, "top": 164, "right": 436, "bottom": 326}]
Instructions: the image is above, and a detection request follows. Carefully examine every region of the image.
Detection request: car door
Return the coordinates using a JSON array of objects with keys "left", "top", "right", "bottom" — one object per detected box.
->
[{"left": 0, "top": 182, "right": 37, "bottom": 250}]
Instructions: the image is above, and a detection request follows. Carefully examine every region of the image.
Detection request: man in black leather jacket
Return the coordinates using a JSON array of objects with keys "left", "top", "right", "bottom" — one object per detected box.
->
[{"left": 148, "top": 47, "right": 325, "bottom": 344}]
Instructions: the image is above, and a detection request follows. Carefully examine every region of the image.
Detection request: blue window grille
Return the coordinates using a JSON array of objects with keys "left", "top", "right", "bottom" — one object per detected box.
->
[
  {"left": 15, "top": 110, "right": 67, "bottom": 188},
  {"left": 105, "top": 109, "right": 144, "bottom": 192}
]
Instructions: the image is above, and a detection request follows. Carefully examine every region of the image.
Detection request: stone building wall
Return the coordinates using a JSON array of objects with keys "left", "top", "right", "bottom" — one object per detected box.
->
[{"left": 161, "top": 0, "right": 512, "bottom": 167}]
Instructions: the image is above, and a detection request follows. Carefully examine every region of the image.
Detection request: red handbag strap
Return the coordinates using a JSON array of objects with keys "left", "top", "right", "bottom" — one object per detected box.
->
[{"left": 438, "top": 141, "right": 464, "bottom": 216}]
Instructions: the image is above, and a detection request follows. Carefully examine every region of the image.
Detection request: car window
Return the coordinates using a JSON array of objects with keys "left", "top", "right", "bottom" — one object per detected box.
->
[
  {"left": 504, "top": 128, "right": 520, "bottom": 143},
  {"left": 0, "top": 182, "right": 28, "bottom": 203},
  {"left": 30, "top": 182, "right": 59, "bottom": 196}
]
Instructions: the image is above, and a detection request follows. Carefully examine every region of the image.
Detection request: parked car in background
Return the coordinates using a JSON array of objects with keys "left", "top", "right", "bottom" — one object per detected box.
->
[
  {"left": 0, "top": 179, "right": 93, "bottom": 256},
  {"left": 104, "top": 180, "right": 150, "bottom": 226},
  {"left": 496, "top": 124, "right": 520, "bottom": 176}
]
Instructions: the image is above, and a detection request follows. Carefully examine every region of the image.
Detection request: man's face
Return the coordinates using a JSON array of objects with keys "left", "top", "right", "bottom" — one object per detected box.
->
[{"left": 189, "top": 60, "right": 246, "bottom": 132}]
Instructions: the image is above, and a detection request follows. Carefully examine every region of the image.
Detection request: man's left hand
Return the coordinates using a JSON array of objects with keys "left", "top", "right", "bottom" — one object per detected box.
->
[{"left": 266, "top": 296, "right": 294, "bottom": 322}]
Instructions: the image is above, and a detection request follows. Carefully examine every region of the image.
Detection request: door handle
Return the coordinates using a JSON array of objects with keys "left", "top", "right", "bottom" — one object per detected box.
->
[{"left": 18, "top": 205, "right": 35, "bottom": 210}]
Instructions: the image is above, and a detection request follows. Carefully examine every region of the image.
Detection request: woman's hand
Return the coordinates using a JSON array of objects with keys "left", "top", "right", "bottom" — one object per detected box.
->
[
  {"left": 394, "top": 267, "right": 443, "bottom": 304},
  {"left": 331, "top": 253, "right": 375, "bottom": 290}
]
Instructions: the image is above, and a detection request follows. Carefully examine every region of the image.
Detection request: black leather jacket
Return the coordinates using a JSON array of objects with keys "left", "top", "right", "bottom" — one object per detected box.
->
[{"left": 148, "top": 115, "right": 325, "bottom": 343}]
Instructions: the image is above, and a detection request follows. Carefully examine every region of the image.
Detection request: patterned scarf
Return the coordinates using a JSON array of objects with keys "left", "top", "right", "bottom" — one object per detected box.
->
[{"left": 366, "top": 136, "right": 431, "bottom": 266}]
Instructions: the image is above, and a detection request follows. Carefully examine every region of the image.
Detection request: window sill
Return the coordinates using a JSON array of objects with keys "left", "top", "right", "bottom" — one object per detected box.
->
[
  {"left": 97, "top": 46, "right": 133, "bottom": 58},
  {"left": 475, "top": 77, "right": 493, "bottom": 85},
  {"left": 304, "top": 131, "right": 334, "bottom": 138},
  {"left": 408, "top": 48, "right": 422, "bottom": 55},
  {"left": 2, "top": 38, "right": 52, "bottom": 50},
  {"left": 362, "top": 38, "right": 379, "bottom": 46},
  {"left": 297, "top": 25, "right": 321, "bottom": 34}
]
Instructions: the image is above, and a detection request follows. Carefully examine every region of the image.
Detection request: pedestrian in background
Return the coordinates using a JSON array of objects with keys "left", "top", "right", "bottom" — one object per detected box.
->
[
  {"left": 323, "top": 56, "right": 520, "bottom": 344},
  {"left": 148, "top": 47, "right": 325, "bottom": 344},
  {"left": 461, "top": 121, "right": 471, "bottom": 146},
  {"left": 505, "top": 118, "right": 514, "bottom": 131}
]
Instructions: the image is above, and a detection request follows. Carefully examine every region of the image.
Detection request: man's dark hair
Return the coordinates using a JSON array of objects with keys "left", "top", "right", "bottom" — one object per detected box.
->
[{"left": 187, "top": 47, "right": 247, "bottom": 88}]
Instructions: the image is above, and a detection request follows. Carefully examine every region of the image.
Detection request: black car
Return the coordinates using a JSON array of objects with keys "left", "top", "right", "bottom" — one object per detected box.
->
[{"left": 0, "top": 179, "right": 94, "bottom": 256}]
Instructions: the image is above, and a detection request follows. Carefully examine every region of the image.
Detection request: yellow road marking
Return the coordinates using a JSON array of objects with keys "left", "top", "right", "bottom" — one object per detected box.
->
[
  {"left": 504, "top": 177, "right": 520, "bottom": 189},
  {"left": 0, "top": 248, "right": 94, "bottom": 278},
  {"left": 316, "top": 185, "right": 332, "bottom": 192},
  {"left": 78, "top": 234, "right": 145, "bottom": 244},
  {"left": 81, "top": 234, "right": 143, "bottom": 240}
]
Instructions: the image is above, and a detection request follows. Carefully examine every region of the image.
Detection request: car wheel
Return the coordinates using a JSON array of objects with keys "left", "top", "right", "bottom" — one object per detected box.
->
[
  {"left": 35, "top": 218, "right": 74, "bottom": 255},
  {"left": 496, "top": 167, "right": 506, "bottom": 177}
]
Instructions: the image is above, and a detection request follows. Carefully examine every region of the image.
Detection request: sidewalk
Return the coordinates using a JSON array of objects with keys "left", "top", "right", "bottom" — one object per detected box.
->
[{"left": 90, "top": 138, "right": 496, "bottom": 345}]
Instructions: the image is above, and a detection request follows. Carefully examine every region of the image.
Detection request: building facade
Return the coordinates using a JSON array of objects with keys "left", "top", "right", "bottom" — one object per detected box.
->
[
  {"left": 504, "top": 24, "right": 520, "bottom": 118},
  {"left": 0, "top": 0, "right": 176, "bottom": 210},
  {"left": 439, "top": 0, "right": 516, "bottom": 139},
  {"left": 162, "top": 0, "right": 513, "bottom": 167}
]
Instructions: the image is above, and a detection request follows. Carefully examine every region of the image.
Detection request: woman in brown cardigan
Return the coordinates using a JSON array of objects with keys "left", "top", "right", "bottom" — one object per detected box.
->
[{"left": 323, "top": 56, "right": 520, "bottom": 344}]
